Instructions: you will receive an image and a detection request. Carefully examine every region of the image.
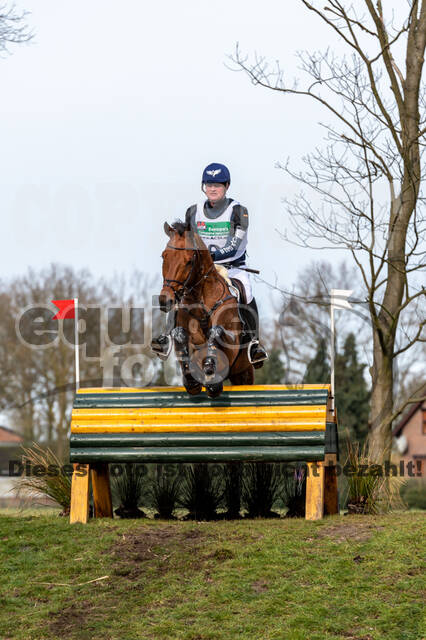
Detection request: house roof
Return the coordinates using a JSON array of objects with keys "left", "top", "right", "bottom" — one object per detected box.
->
[
  {"left": 393, "top": 400, "right": 425, "bottom": 437},
  {"left": 0, "top": 425, "right": 23, "bottom": 444}
]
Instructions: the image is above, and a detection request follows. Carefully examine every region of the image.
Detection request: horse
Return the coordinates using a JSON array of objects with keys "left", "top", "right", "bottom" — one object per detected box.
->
[{"left": 157, "top": 219, "right": 254, "bottom": 398}]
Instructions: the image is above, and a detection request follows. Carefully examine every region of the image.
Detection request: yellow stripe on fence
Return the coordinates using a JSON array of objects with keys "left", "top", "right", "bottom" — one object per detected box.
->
[{"left": 71, "top": 405, "right": 327, "bottom": 433}]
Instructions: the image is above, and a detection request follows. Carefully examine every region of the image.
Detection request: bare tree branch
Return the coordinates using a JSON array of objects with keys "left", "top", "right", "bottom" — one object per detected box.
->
[
  {"left": 231, "top": 0, "right": 426, "bottom": 461},
  {"left": 0, "top": 3, "right": 33, "bottom": 55}
]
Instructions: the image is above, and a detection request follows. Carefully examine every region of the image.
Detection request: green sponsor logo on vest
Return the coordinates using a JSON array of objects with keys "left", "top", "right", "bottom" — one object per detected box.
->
[{"left": 197, "top": 221, "right": 230, "bottom": 237}]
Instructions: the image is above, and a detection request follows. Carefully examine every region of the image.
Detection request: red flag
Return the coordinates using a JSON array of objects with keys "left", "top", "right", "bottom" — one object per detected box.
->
[{"left": 51, "top": 299, "right": 75, "bottom": 320}]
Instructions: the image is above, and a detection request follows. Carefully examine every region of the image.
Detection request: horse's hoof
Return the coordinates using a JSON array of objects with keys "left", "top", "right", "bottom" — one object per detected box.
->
[
  {"left": 185, "top": 383, "right": 202, "bottom": 396},
  {"left": 183, "top": 374, "right": 203, "bottom": 396},
  {"left": 206, "top": 382, "right": 223, "bottom": 398}
]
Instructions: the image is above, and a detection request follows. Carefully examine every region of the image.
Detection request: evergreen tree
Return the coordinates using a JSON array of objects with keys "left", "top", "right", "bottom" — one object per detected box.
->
[
  {"left": 335, "top": 333, "right": 370, "bottom": 445},
  {"left": 255, "top": 348, "right": 285, "bottom": 384},
  {"left": 303, "top": 333, "right": 370, "bottom": 447},
  {"left": 303, "top": 338, "right": 330, "bottom": 383}
]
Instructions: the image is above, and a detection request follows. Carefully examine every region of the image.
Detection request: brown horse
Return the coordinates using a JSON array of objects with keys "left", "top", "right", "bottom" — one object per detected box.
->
[{"left": 158, "top": 220, "right": 254, "bottom": 397}]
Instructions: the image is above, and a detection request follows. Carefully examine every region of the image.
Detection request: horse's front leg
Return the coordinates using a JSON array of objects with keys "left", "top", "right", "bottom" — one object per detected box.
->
[
  {"left": 172, "top": 316, "right": 202, "bottom": 396},
  {"left": 203, "top": 326, "right": 225, "bottom": 377},
  {"left": 202, "top": 323, "right": 236, "bottom": 398}
]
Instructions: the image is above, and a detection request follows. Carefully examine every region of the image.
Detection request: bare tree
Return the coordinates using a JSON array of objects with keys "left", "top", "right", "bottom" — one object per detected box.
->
[
  {"left": 231, "top": 1, "right": 426, "bottom": 461},
  {"left": 271, "top": 260, "right": 364, "bottom": 381},
  {"left": 0, "top": 265, "right": 157, "bottom": 458},
  {"left": 0, "top": 2, "right": 32, "bottom": 55}
]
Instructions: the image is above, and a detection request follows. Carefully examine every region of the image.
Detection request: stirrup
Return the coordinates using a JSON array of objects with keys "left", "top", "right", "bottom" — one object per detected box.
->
[
  {"left": 151, "top": 335, "right": 172, "bottom": 361},
  {"left": 247, "top": 339, "right": 268, "bottom": 366}
]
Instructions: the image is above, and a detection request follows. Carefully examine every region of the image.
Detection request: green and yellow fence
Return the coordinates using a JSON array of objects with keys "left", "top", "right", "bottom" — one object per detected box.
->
[{"left": 69, "top": 384, "right": 339, "bottom": 523}]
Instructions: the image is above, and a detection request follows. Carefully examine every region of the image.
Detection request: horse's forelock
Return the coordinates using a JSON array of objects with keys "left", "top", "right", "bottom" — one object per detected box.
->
[
  {"left": 171, "top": 220, "right": 189, "bottom": 236},
  {"left": 167, "top": 219, "right": 209, "bottom": 253}
]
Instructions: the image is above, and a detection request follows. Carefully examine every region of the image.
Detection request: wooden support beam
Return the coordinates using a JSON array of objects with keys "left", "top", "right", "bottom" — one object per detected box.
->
[
  {"left": 305, "top": 461, "right": 325, "bottom": 520},
  {"left": 91, "top": 463, "right": 113, "bottom": 518},
  {"left": 324, "top": 453, "right": 339, "bottom": 515},
  {"left": 70, "top": 463, "right": 90, "bottom": 524},
  {"left": 326, "top": 396, "right": 335, "bottom": 423}
]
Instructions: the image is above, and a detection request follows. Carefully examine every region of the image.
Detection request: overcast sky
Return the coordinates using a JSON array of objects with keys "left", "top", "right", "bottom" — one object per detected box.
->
[{"left": 0, "top": 0, "right": 396, "bottom": 311}]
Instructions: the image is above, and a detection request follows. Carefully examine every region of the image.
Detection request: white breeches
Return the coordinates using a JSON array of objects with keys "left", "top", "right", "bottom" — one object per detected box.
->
[{"left": 227, "top": 266, "right": 253, "bottom": 304}]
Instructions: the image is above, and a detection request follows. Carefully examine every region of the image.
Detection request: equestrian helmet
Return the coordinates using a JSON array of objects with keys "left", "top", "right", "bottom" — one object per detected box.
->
[{"left": 202, "top": 163, "right": 231, "bottom": 186}]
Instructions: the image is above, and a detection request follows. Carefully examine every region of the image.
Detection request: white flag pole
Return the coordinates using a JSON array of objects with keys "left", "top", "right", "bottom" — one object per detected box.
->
[
  {"left": 74, "top": 297, "right": 79, "bottom": 391},
  {"left": 330, "top": 289, "right": 353, "bottom": 414}
]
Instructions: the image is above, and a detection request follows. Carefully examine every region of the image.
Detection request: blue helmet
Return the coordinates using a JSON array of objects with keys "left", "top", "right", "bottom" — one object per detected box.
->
[{"left": 202, "top": 163, "right": 231, "bottom": 185}]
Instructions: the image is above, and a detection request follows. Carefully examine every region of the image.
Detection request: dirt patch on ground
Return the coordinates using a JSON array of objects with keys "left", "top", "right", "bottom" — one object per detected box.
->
[
  {"left": 340, "top": 632, "right": 373, "bottom": 640},
  {"left": 251, "top": 579, "right": 269, "bottom": 593},
  {"left": 49, "top": 525, "right": 215, "bottom": 638},
  {"left": 49, "top": 601, "right": 107, "bottom": 640},
  {"left": 111, "top": 525, "right": 209, "bottom": 579},
  {"left": 313, "top": 522, "right": 384, "bottom": 544}
]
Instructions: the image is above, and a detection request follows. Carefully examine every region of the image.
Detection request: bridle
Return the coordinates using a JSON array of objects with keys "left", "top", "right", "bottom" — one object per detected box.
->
[
  {"left": 162, "top": 244, "right": 214, "bottom": 302},
  {"left": 162, "top": 243, "right": 235, "bottom": 319}
]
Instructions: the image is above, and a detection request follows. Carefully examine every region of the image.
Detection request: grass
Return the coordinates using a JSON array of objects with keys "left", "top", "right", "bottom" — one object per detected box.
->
[{"left": 0, "top": 510, "right": 424, "bottom": 640}]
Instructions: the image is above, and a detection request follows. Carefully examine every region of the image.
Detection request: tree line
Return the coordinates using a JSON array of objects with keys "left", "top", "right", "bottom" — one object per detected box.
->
[{"left": 0, "top": 260, "right": 423, "bottom": 460}]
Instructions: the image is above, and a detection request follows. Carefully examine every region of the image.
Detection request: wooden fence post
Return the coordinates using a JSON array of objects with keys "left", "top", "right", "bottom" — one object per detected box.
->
[
  {"left": 306, "top": 461, "right": 325, "bottom": 520},
  {"left": 70, "top": 463, "right": 90, "bottom": 524}
]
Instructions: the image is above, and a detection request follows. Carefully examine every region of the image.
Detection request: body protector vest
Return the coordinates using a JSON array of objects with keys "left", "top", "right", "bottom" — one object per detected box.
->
[{"left": 194, "top": 200, "right": 248, "bottom": 265}]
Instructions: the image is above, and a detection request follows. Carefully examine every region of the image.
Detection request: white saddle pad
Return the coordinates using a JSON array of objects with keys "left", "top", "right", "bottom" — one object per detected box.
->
[{"left": 214, "top": 265, "right": 239, "bottom": 300}]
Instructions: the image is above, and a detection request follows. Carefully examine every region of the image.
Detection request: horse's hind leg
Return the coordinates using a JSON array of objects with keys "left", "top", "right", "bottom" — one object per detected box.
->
[{"left": 171, "top": 327, "right": 202, "bottom": 395}]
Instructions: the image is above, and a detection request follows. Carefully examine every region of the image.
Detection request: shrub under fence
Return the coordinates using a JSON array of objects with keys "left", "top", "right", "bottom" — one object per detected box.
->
[{"left": 15, "top": 442, "right": 415, "bottom": 519}]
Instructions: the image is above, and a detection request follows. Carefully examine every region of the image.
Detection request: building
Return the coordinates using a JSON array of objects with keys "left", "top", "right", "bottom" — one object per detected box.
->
[
  {"left": 0, "top": 426, "right": 24, "bottom": 507},
  {"left": 0, "top": 426, "right": 23, "bottom": 474},
  {"left": 393, "top": 400, "right": 426, "bottom": 477}
]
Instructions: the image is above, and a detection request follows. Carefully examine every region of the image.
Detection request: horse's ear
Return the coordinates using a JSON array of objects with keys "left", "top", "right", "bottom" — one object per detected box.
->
[
  {"left": 164, "top": 222, "right": 173, "bottom": 237},
  {"left": 185, "top": 218, "right": 191, "bottom": 232}
]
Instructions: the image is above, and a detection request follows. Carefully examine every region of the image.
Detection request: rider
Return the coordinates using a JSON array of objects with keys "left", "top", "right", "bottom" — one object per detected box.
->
[{"left": 152, "top": 162, "right": 268, "bottom": 367}]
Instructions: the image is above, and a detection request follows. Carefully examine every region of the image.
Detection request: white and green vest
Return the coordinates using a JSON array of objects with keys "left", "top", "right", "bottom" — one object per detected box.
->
[{"left": 194, "top": 200, "right": 247, "bottom": 264}]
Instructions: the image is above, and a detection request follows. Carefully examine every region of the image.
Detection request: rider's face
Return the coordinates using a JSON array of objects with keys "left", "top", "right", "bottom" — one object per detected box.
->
[{"left": 204, "top": 183, "right": 227, "bottom": 204}]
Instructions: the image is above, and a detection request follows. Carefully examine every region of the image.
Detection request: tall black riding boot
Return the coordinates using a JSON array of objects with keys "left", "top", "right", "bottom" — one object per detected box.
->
[{"left": 243, "top": 298, "right": 268, "bottom": 369}]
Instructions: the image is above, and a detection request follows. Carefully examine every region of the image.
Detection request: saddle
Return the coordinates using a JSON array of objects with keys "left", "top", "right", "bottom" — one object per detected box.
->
[
  {"left": 214, "top": 265, "right": 249, "bottom": 340},
  {"left": 230, "top": 277, "right": 247, "bottom": 305},
  {"left": 214, "top": 265, "right": 247, "bottom": 304}
]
